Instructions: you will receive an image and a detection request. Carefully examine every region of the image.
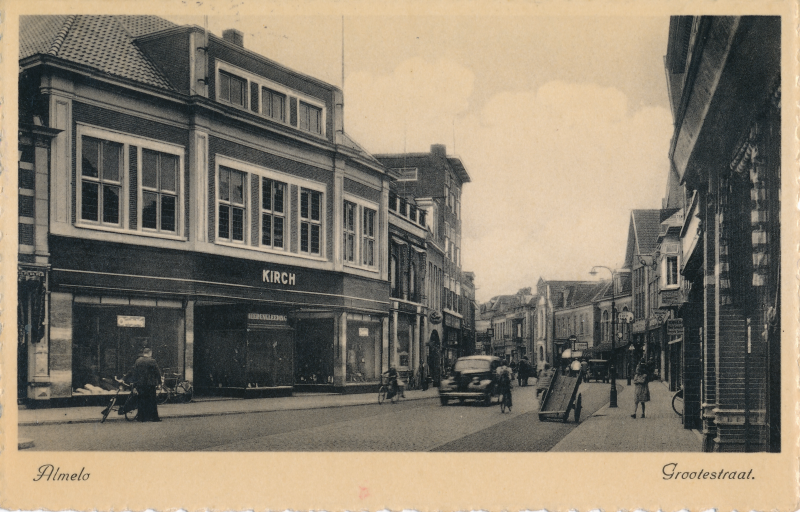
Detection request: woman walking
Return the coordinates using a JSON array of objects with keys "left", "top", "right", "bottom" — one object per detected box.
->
[{"left": 631, "top": 360, "right": 650, "bottom": 419}]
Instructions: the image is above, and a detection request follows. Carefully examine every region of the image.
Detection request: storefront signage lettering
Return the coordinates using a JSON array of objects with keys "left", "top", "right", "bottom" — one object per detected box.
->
[
  {"left": 359, "top": 327, "right": 369, "bottom": 337},
  {"left": 667, "top": 319, "right": 684, "bottom": 336},
  {"left": 248, "top": 313, "right": 288, "bottom": 323},
  {"left": 444, "top": 314, "right": 461, "bottom": 328},
  {"left": 262, "top": 270, "right": 296, "bottom": 285},
  {"left": 117, "top": 316, "right": 145, "bottom": 328}
]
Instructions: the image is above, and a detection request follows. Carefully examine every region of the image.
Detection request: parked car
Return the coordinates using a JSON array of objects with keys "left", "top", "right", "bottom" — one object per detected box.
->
[
  {"left": 587, "top": 359, "right": 609, "bottom": 383},
  {"left": 438, "top": 355, "right": 501, "bottom": 406}
]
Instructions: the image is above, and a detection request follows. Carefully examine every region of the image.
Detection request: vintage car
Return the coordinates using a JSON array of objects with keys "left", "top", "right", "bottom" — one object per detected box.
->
[{"left": 438, "top": 355, "right": 502, "bottom": 406}]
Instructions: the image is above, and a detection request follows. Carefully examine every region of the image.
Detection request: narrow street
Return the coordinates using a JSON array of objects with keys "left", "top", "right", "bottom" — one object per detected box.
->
[{"left": 20, "top": 383, "right": 612, "bottom": 452}]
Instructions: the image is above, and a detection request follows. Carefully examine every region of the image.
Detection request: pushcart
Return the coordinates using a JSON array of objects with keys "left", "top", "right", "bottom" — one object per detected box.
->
[{"left": 538, "top": 369, "right": 582, "bottom": 422}]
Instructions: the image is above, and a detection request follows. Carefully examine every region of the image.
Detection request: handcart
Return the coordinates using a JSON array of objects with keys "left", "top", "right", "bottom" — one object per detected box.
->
[{"left": 538, "top": 369, "right": 582, "bottom": 422}]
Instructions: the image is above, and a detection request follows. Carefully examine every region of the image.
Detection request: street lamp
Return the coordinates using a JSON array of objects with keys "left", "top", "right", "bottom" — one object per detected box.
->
[{"left": 590, "top": 265, "right": 618, "bottom": 408}]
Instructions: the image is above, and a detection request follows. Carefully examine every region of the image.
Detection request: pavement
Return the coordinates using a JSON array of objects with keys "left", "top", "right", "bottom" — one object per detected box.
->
[
  {"left": 18, "top": 386, "right": 440, "bottom": 428},
  {"left": 550, "top": 378, "right": 702, "bottom": 452}
]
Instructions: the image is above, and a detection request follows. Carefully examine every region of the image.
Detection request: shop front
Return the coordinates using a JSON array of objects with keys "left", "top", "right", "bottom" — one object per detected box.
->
[
  {"left": 442, "top": 312, "right": 462, "bottom": 369},
  {"left": 46, "top": 236, "right": 389, "bottom": 402}
]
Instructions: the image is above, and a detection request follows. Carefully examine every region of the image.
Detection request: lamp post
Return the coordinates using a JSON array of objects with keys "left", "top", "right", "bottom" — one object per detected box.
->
[{"left": 591, "top": 265, "right": 617, "bottom": 408}]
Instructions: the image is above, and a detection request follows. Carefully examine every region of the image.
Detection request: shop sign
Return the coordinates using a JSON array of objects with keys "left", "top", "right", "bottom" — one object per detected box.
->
[
  {"left": 632, "top": 319, "right": 647, "bottom": 333},
  {"left": 117, "top": 315, "right": 145, "bottom": 328},
  {"left": 574, "top": 341, "right": 588, "bottom": 351},
  {"left": 667, "top": 319, "right": 684, "bottom": 336},
  {"left": 262, "top": 269, "right": 296, "bottom": 285},
  {"left": 247, "top": 313, "right": 288, "bottom": 328},
  {"left": 429, "top": 311, "right": 442, "bottom": 324},
  {"left": 618, "top": 311, "right": 634, "bottom": 323},
  {"left": 359, "top": 327, "right": 369, "bottom": 337}
]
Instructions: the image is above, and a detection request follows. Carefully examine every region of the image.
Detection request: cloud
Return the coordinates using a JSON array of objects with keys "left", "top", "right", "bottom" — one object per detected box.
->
[{"left": 344, "top": 60, "right": 672, "bottom": 302}]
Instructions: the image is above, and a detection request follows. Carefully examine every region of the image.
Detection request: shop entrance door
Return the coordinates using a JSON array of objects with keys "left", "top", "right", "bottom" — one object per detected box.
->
[{"left": 247, "top": 327, "right": 294, "bottom": 387}]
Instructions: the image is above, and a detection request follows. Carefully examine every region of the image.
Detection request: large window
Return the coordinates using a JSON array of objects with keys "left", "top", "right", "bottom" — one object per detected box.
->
[
  {"left": 141, "top": 149, "right": 178, "bottom": 233},
  {"left": 218, "top": 70, "right": 246, "bottom": 108},
  {"left": 218, "top": 166, "right": 246, "bottom": 242},
  {"left": 343, "top": 201, "right": 356, "bottom": 263},
  {"left": 299, "top": 101, "right": 322, "bottom": 134},
  {"left": 665, "top": 256, "right": 679, "bottom": 287},
  {"left": 81, "top": 136, "right": 122, "bottom": 226},
  {"left": 261, "top": 178, "right": 286, "bottom": 249},
  {"left": 300, "top": 188, "right": 322, "bottom": 255},
  {"left": 77, "top": 127, "right": 184, "bottom": 237},
  {"left": 262, "top": 87, "right": 286, "bottom": 122}
]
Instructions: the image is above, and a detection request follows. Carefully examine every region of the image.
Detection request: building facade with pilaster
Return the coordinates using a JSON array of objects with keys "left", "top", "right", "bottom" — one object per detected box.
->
[{"left": 19, "top": 15, "right": 395, "bottom": 402}]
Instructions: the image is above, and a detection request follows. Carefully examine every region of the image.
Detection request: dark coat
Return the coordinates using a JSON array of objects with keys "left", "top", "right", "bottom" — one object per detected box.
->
[{"left": 131, "top": 355, "right": 162, "bottom": 387}]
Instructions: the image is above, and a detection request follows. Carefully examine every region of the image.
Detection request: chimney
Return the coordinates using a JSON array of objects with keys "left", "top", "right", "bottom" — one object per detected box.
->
[
  {"left": 431, "top": 144, "right": 447, "bottom": 158},
  {"left": 222, "top": 29, "right": 244, "bottom": 47}
]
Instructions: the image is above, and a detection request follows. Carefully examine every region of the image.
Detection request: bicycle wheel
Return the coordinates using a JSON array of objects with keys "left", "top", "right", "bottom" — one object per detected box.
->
[
  {"left": 177, "top": 381, "right": 194, "bottom": 403},
  {"left": 378, "top": 386, "right": 387, "bottom": 404},
  {"left": 101, "top": 397, "right": 116, "bottom": 423},
  {"left": 156, "top": 385, "right": 170, "bottom": 405},
  {"left": 672, "top": 389, "right": 684, "bottom": 417},
  {"left": 125, "top": 407, "right": 138, "bottom": 421}
]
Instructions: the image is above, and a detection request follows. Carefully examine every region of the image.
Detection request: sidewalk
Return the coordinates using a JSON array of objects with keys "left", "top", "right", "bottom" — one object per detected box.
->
[
  {"left": 18, "top": 387, "right": 439, "bottom": 427},
  {"left": 550, "top": 379, "right": 702, "bottom": 452}
]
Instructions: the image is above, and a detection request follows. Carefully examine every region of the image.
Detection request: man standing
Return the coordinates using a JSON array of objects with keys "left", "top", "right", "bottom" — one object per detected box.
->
[{"left": 130, "top": 347, "right": 162, "bottom": 422}]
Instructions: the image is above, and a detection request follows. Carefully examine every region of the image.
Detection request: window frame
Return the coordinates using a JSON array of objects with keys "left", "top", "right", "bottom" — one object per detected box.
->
[
  {"left": 140, "top": 148, "right": 180, "bottom": 235},
  {"left": 299, "top": 186, "right": 324, "bottom": 257},
  {"left": 214, "top": 155, "right": 325, "bottom": 257},
  {"left": 75, "top": 124, "right": 186, "bottom": 240},
  {"left": 215, "top": 61, "right": 326, "bottom": 136},
  {"left": 260, "top": 176, "right": 287, "bottom": 250},
  {"left": 299, "top": 100, "right": 323, "bottom": 135},
  {"left": 342, "top": 195, "right": 379, "bottom": 271},
  {"left": 218, "top": 69, "right": 247, "bottom": 108},
  {"left": 663, "top": 255, "right": 680, "bottom": 288}
]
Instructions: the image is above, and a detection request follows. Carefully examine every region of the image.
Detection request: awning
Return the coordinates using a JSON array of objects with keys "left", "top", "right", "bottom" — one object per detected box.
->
[{"left": 583, "top": 342, "right": 631, "bottom": 358}]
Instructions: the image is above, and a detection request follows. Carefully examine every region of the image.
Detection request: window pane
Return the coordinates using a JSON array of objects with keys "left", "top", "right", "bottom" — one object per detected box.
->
[
  {"left": 219, "top": 168, "right": 230, "bottom": 201},
  {"left": 310, "top": 191, "right": 320, "bottom": 221},
  {"left": 274, "top": 216, "right": 284, "bottom": 248},
  {"left": 310, "top": 107, "right": 320, "bottom": 133},
  {"left": 82, "top": 138, "right": 99, "bottom": 177},
  {"left": 274, "top": 182, "right": 284, "bottom": 213},
  {"left": 218, "top": 205, "right": 230, "bottom": 239},
  {"left": 160, "top": 154, "right": 177, "bottom": 192},
  {"left": 273, "top": 94, "right": 285, "bottom": 121},
  {"left": 299, "top": 104, "right": 309, "bottom": 131},
  {"left": 231, "top": 77, "right": 244, "bottom": 106},
  {"left": 103, "top": 141, "right": 121, "bottom": 181},
  {"left": 81, "top": 181, "right": 99, "bottom": 221},
  {"left": 310, "top": 224, "right": 320, "bottom": 254},
  {"left": 219, "top": 73, "right": 230, "bottom": 101},
  {"left": 102, "top": 185, "right": 120, "bottom": 224},
  {"left": 301, "top": 224, "right": 309, "bottom": 252},
  {"left": 300, "top": 190, "right": 309, "bottom": 218},
  {"left": 142, "top": 150, "right": 158, "bottom": 189},
  {"left": 364, "top": 209, "right": 375, "bottom": 236},
  {"left": 232, "top": 207, "right": 244, "bottom": 241},
  {"left": 262, "top": 214, "right": 272, "bottom": 246},
  {"left": 142, "top": 191, "right": 158, "bottom": 229},
  {"left": 262, "top": 179, "right": 272, "bottom": 211},
  {"left": 161, "top": 195, "right": 176, "bottom": 232},
  {"left": 231, "top": 170, "right": 244, "bottom": 204}
]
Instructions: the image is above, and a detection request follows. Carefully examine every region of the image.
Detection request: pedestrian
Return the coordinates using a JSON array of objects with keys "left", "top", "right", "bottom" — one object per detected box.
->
[
  {"left": 580, "top": 358, "right": 589, "bottom": 382},
  {"left": 126, "top": 347, "right": 162, "bottom": 422},
  {"left": 631, "top": 360, "right": 650, "bottom": 419},
  {"left": 517, "top": 357, "right": 529, "bottom": 386}
]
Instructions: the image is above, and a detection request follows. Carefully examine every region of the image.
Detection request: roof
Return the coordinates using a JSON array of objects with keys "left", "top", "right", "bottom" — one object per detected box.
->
[
  {"left": 374, "top": 150, "right": 471, "bottom": 185},
  {"left": 631, "top": 210, "right": 662, "bottom": 255},
  {"left": 20, "top": 15, "right": 175, "bottom": 89}
]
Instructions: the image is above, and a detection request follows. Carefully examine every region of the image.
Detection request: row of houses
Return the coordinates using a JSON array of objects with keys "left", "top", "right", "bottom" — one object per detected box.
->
[
  {"left": 479, "top": 15, "right": 781, "bottom": 453},
  {"left": 16, "top": 15, "right": 477, "bottom": 403}
]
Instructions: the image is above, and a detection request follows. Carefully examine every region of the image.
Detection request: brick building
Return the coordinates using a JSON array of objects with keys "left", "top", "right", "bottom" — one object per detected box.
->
[{"left": 665, "top": 15, "right": 781, "bottom": 451}]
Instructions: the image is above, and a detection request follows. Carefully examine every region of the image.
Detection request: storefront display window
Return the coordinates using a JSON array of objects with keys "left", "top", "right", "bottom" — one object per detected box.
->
[{"left": 346, "top": 314, "right": 381, "bottom": 382}]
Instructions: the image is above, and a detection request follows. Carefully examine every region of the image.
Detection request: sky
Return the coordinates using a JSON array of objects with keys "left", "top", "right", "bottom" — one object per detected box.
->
[{"left": 166, "top": 12, "right": 673, "bottom": 303}]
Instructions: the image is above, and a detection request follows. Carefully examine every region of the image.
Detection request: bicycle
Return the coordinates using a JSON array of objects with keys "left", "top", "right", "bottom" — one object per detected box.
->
[
  {"left": 378, "top": 374, "right": 400, "bottom": 405},
  {"left": 157, "top": 368, "right": 194, "bottom": 405},
  {"left": 100, "top": 379, "right": 138, "bottom": 423},
  {"left": 500, "top": 388, "right": 512, "bottom": 413},
  {"left": 672, "top": 386, "right": 684, "bottom": 418}
]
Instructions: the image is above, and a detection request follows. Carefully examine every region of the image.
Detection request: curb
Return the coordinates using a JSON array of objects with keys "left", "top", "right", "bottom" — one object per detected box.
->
[
  {"left": 18, "top": 438, "right": 35, "bottom": 449},
  {"left": 20, "top": 393, "right": 438, "bottom": 427}
]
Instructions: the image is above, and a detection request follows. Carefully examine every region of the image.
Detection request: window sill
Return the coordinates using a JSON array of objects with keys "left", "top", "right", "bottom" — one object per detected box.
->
[
  {"left": 344, "top": 263, "right": 379, "bottom": 273},
  {"left": 75, "top": 223, "right": 187, "bottom": 242}
]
